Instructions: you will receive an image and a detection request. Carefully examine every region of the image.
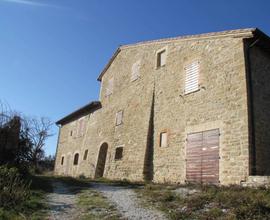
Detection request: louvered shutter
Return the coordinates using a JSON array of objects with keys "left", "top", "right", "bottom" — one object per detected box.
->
[
  {"left": 185, "top": 61, "right": 199, "bottom": 94},
  {"left": 131, "top": 60, "right": 141, "bottom": 81}
]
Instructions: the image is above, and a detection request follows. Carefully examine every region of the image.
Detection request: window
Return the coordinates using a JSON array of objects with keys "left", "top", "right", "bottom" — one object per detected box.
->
[
  {"left": 185, "top": 61, "right": 200, "bottom": 94},
  {"left": 160, "top": 132, "right": 168, "bottom": 147},
  {"left": 77, "top": 118, "right": 85, "bottom": 137},
  {"left": 115, "top": 147, "right": 123, "bottom": 160},
  {"left": 73, "top": 153, "right": 79, "bottom": 165},
  {"left": 131, "top": 60, "right": 141, "bottom": 81},
  {"left": 83, "top": 149, "right": 88, "bottom": 160},
  {"left": 106, "top": 78, "right": 114, "bottom": 96},
  {"left": 70, "top": 130, "right": 73, "bottom": 136},
  {"left": 157, "top": 49, "right": 166, "bottom": 68},
  {"left": 61, "top": 156, "right": 64, "bottom": 165},
  {"left": 116, "top": 110, "right": 123, "bottom": 126}
]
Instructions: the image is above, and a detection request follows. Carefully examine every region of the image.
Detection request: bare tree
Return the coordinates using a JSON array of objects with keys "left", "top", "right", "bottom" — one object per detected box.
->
[
  {"left": 22, "top": 117, "right": 53, "bottom": 169},
  {"left": 1, "top": 100, "right": 53, "bottom": 170}
]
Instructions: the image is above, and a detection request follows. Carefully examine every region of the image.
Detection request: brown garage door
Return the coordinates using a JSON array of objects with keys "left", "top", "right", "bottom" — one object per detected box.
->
[{"left": 186, "top": 129, "right": 219, "bottom": 184}]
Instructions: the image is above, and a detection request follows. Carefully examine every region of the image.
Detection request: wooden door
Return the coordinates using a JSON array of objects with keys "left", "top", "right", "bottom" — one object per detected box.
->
[
  {"left": 202, "top": 129, "right": 219, "bottom": 184},
  {"left": 186, "top": 132, "right": 203, "bottom": 183},
  {"left": 186, "top": 129, "right": 219, "bottom": 184}
]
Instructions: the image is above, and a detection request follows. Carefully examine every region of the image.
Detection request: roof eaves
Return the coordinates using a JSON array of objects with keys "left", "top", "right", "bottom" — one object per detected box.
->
[
  {"left": 56, "top": 101, "right": 101, "bottom": 125},
  {"left": 121, "top": 28, "right": 256, "bottom": 49},
  {"left": 97, "top": 47, "right": 121, "bottom": 81}
]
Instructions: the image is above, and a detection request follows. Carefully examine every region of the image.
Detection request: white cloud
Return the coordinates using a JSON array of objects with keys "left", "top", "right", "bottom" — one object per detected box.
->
[{"left": 1, "top": 0, "right": 61, "bottom": 8}]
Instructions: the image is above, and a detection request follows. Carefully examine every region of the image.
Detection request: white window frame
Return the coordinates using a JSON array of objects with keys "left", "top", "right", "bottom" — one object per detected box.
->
[
  {"left": 160, "top": 132, "right": 168, "bottom": 148},
  {"left": 156, "top": 47, "right": 168, "bottom": 68}
]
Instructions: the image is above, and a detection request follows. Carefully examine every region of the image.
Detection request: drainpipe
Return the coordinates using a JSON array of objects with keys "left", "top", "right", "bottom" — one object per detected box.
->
[{"left": 244, "top": 37, "right": 260, "bottom": 175}]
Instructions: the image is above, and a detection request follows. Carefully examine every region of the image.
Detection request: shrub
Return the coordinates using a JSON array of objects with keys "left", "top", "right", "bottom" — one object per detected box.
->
[{"left": 0, "top": 165, "right": 31, "bottom": 209}]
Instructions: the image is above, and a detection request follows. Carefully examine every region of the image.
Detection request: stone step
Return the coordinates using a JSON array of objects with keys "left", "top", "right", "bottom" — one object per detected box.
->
[{"left": 241, "top": 176, "right": 270, "bottom": 188}]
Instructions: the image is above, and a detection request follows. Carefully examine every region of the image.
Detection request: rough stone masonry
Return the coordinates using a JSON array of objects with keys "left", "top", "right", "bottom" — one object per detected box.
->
[{"left": 54, "top": 28, "right": 270, "bottom": 185}]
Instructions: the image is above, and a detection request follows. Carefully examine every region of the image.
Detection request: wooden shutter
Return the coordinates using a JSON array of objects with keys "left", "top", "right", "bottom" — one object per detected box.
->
[
  {"left": 185, "top": 61, "right": 199, "bottom": 94},
  {"left": 131, "top": 60, "right": 141, "bottom": 81},
  {"left": 186, "top": 129, "right": 220, "bottom": 184},
  {"left": 202, "top": 129, "right": 219, "bottom": 184},
  {"left": 186, "top": 132, "right": 203, "bottom": 183}
]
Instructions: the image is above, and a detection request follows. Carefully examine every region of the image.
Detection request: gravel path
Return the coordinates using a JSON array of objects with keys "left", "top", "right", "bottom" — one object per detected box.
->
[
  {"left": 46, "top": 181, "right": 167, "bottom": 220},
  {"left": 92, "top": 183, "right": 168, "bottom": 220},
  {"left": 46, "top": 181, "right": 79, "bottom": 220}
]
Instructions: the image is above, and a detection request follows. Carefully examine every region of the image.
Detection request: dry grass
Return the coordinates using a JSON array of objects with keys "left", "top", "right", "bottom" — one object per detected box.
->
[
  {"left": 135, "top": 184, "right": 270, "bottom": 220},
  {"left": 76, "top": 189, "right": 122, "bottom": 220}
]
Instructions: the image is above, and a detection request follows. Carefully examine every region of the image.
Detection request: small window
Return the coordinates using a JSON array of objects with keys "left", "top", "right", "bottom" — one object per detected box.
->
[
  {"left": 61, "top": 156, "right": 64, "bottom": 165},
  {"left": 76, "top": 118, "right": 86, "bottom": 137},
  {"left": 185, "top": 61, "right": 200, "bottom": 94},
  {"left": 73, "top": 153, "right": 79, "bottom": 165},
  {"left": 83, "top": 149, "right": 88, "bottom": 160},
  {"left": 116, "top": 110, "right": 123, "bottom": 126},
  {"left": 115, "top": 147, "right": 123, "bottom": 160},
  {"left": 157, "top": 49, "right": 166, "bottom": 68},
  {"left": 131, "top": 60, "right": 141, "bottom": 81},
  {"left": 106, "top": 78, "right": 114, "bottom": 96},
  {"left": 70, "top": 130, "right": 73, "bottom": 136},
  {"left": 160, "top": 132, "right": 168, "bottom": 147}
]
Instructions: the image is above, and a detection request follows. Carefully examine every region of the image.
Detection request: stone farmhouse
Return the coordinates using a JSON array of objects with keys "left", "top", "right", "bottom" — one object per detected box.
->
[{"left": 54, "top": 28, "right": 270, "bottom": 185}]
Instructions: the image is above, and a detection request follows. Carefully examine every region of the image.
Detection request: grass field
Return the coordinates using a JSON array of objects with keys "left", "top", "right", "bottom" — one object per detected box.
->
[
  {"left": 135, "top": 183, "right": 270, "bottom": 220},
  {"left": 2, "top": 174, "right": 270, "bottom": 220}
]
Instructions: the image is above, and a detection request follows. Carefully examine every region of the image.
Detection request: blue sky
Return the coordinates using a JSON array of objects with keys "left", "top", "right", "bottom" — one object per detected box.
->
[{"left": 0, "top": 0, "right": 269, "bottom": 156}]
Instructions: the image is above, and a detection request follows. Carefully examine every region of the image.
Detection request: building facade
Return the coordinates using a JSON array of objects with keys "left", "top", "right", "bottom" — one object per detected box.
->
[{"left": 54, "top": 28, "right": 270, "bottom": 185}]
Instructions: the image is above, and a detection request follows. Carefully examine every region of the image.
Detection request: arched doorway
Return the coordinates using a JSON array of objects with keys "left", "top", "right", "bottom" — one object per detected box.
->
[{"left": 95, "top": 143, "right": 108, "bottom": 178}]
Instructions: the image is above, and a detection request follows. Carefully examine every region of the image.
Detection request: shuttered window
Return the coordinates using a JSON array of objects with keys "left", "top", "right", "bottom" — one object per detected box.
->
[
  {"left": 160, "top": 132, "right": 168, "bottom": 147},
  {"left": 106, "top": 78, "right": 114, "bottom": 96},
  {"left": 185, "top": 61, "right": 200, "bottom": 94},
  {"left": 131, "top": 60, "right": 141, "bottom": 81},
  {"left": 116, "top": 110, "right": 123, "bottom": 126}
]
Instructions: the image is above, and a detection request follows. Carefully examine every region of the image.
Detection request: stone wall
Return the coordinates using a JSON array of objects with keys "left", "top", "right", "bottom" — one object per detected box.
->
[
  {"left": 149, "top": 37, "right": 249, "bottom": 184},
  {"left": 55, "top": 33, "right": 254, "bottom": 185},
  {"left": 249, "top": 45, "right": 270, "bottom": 175}
]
